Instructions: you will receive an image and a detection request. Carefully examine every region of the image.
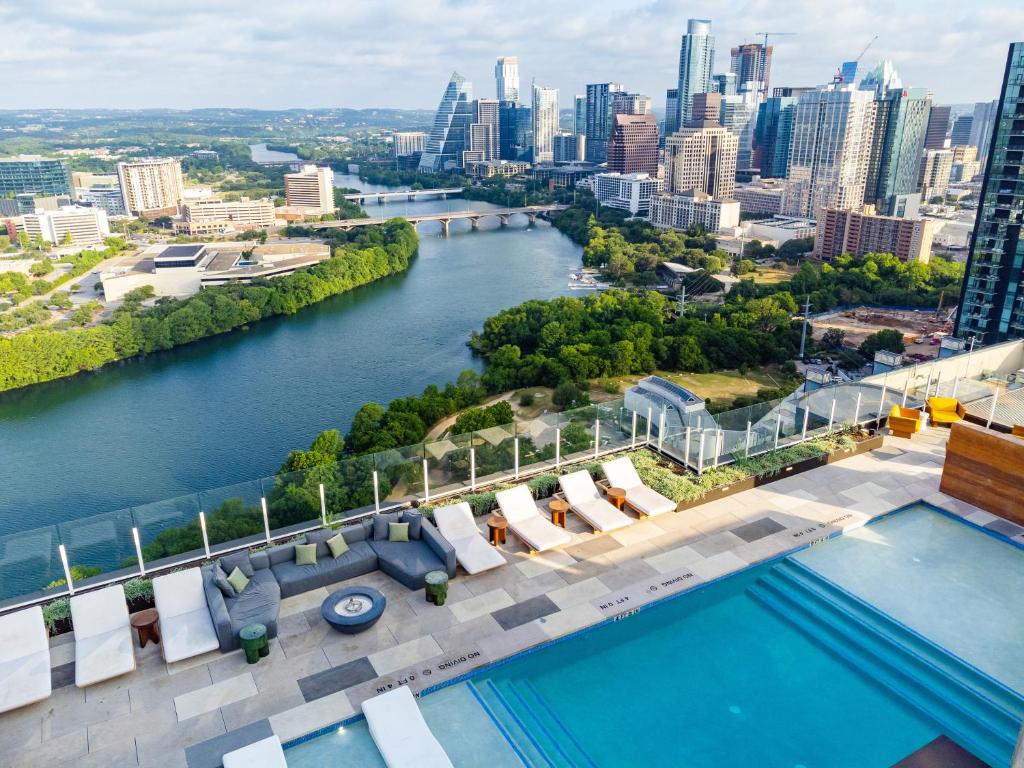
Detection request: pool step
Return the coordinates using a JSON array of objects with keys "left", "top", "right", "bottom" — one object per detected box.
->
[
  {"left": 749, "top": 559, "right": 1021, "bottom": 768},
  {"left": 472, "top": 678, "right": 598, "bottom": 768}
]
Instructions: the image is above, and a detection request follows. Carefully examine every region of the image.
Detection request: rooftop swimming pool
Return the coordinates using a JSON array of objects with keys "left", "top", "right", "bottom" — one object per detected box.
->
[{"left": 285, "top": 503, "right": 1024, "bottom": 767}]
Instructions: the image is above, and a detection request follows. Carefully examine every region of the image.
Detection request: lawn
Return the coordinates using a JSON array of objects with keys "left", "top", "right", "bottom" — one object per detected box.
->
[{"left": 750, "top": 264, "right": 796, "bottom": 284}]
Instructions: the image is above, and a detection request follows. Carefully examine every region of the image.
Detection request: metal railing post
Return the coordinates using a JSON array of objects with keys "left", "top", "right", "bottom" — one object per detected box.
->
[
  {"left": 645, "top": 407, "right": 652, "bottom": 444},
  {"left": 801, "top": 407, "right": 810, "bottom": 441},
  {"left": 876, "top": 383, "right": 888, "bottom": 431},
  {"left": 132, "top": 527, "right": 145, "bottom": 576},
  {"left": 630, "top": 411, "right": 637, "bottom": 448},
  {"left": 555, "top": 429, "right": 561, "bottom": 468},
  {"left": 745, "top": 421, "right": 752, "bottom": 457},
  {"left": 657, "top": 410, "right": 665, "bottom": 453},
  {"left": 951, "top": 375, "right": 960, "bottom": 399},
  {"left": 422, "top": 459, "right": 430, "bottom": 502},
  {"left": 470, "top": 448, "right": 477, "bottom": 490},
  {"left": 593, "top": 418, "right": 600, "bottom": 458},
  {"left": 986, "top": 387, "right": 1000, "bottom": 428},
  {"left": 684, "top": 425, "right": 692, "bottom": 466},
  {"left": 514, "top": 437, "right": 520, "bottom": 479},
  {"left": 697, "top": 431, "right": 705, "bottom": 474},
  {"left": 319, "top": 483, "right": 328, "bottom": 526},
  {"left": 714, "top": 430, "right": 722, "bottom": 468},
  {"left": 901, "top": 377, "right": 910, "bottom": 407},
  {"left": 828, "top": 399, "right": 836, "bottom": 434},
  {"left": 199, "top": 511, "right": 211, "bottom": 557},
  {"left": 372, "top": 470, "right": 381, "bottom": 512},
  {"left": 773, "top": 411, "right": 782, "bottom": 450},
  {"left": 261, "top": 497, "right": 271, "bottom": 544},
  {"left": 58, "top": 544, "right": 74, "bottom": 596},
  {"left": 853, "top": 392, "right": 862, "bottom": 427}
]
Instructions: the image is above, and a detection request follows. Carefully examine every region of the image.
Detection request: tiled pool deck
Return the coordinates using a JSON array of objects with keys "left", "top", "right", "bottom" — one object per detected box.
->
[{"left": 2, "top": 429, "right": 1019, "bottom": 767}]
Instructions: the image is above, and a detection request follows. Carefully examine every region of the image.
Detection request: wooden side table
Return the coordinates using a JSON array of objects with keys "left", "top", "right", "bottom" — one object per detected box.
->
[
  {"left": 486, "top": 515, "right": 507, "bottom": 546},
  {"left": 130, "top": 608, "right": 160, "bottom": 648},
  {"left": 549, "top": 498, "right": 568, "bottom": 527},
  {"left": 606, "top": 487, "right": 627, "bottom": 511}
]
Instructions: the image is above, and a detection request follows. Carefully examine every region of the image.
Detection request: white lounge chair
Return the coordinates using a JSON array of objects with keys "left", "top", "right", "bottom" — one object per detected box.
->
[
  {"left": 153, "top": 568, "right": 220, "bottom": 663},
  {"left": 558, "top": 470, "right": 633, "bottom": 533},
  {"left": 363, "top": 686, "right": 453, "bottom": 768},
  {"left": 602, "top": 457, "right": 677, "bottom": 517},
  {"left": 433, "top": 502, "right": 506, "bottom": 574},
  {"left": 0, "top": 605, "right": 51, "bottom": 713},
  {"left": 223, "top": 735, "right": 287, "bottom": 768},
  {"left": 70, "top": 584, "right": 136, "bottom": 687},
  {"left": 495, "top": 485, "right": 572, "bottom": 554}
]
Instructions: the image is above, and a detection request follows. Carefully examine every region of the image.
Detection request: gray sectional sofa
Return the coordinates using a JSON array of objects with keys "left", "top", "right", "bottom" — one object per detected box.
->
[{"left": 202, "top": 510, "right": 457, "bottom": 651}]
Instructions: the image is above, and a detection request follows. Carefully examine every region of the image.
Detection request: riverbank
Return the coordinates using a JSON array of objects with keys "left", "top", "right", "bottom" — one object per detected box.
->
[{"left": 0, "top": 220, "right": 418, "bottom": 393}]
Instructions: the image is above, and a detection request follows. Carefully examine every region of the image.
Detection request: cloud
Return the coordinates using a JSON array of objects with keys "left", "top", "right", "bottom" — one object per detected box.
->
[{"left": 0, "top": 0, "right": 1017, "bottom": 109}]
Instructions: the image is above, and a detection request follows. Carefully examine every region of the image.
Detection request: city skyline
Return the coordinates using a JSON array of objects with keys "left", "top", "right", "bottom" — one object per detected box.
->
[{"left": 5, "top": 0, "right": 1021, "bottom": 111}]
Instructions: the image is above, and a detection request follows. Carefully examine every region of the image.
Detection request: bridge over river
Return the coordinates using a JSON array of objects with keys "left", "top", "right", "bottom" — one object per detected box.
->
[
  {"left": 341, "top": 188, "right": 464, "bottom": 204},
  {"left": 309, "top": 204, "right": 569, "bottom": 235}
]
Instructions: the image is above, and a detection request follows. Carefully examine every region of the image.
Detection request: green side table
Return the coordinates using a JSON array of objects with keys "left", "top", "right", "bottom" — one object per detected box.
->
[
  {"left": 239, "top": 623, "right": 269, "bottom": 664},
  {"left": 424, "top": 570, "right": 449, "bottom": 606}
]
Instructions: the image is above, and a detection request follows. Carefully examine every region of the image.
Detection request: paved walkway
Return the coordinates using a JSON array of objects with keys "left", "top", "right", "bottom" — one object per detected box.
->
[{"left": 1, "top": 429, "right": 1018, "bottom": 767}]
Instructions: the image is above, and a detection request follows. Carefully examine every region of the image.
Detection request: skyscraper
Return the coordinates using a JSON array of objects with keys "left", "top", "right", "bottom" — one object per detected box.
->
[
  {"left": 839, "top": 61, "right": 859, "bottom": 85},
  {"left": 730, "top": 43, "right": 773, "bottom": 100},
  {"left": 584, "top": 82, "right": 624, "bottom": 163},
  {"left": 419, "top": 72, "right": 474, "bottom": 172},
  {"left": 495, "top": 57, "right": 519, "bottom": 102},
  {"left": 924, "top": 105, "right": 951, "bottom": 150},
  {"left": 664, "top": 121, "right": 738, "bottom": 199},
  {"left": 664, "top": 89, "right": 679, "bottom": 137},
  {"left": 0, "top": 156, "right": 72, "bottom": 198},
  {"left": 499, "top": 101, "right": 531, "bottom": 161},
  {"left": 781, "top": 84, "right": 877, "bottom": 218},
  {"left": 969, "top": 99, "right": 999, "bottom": 168},
  {"left": 117, "top": 158, "right": 185, "bottom": 217},
  {"left": 955, "top": 42, "right": 1024, "bottom": 343},
  {"left": 463, "top": 98, "right": 500, "bottom": 165},
  {"left": 711, "top": 73, "right": 737, "bottom": 97},
  {"left": 950, "top": 115, "right": 973, "bottom": 146},
  {"left": 865, "top": 86, "right": 931, "bottom": 216},
  {"left": 754, "top": 95, "right": 798, "bottom": 178},
  {"left": 611, "top": 92, "right": 652, "bottom": 116},
  {"left": 721, "top": 88, "right": 760, "bottom": 170},
  {"left": 532, "top": 85, "right": 559, "bottom": 163},
  {"left": 691, "top": 92, "right": 722, "bottom": 124},
  {"left": 918, "top": 149, "right": 954, "bottom": 201},
  {"left": 574, "top": 95, "right": 587, "bottom": 136},
  {"left": 606, "top": 114, "right": 659, "bottom": 177},
  {"left": 859, "top": 60, "right": 902, "bottom": 97},
  {"left": 675, "top": 19, "right": 715, "bottom": 130}
]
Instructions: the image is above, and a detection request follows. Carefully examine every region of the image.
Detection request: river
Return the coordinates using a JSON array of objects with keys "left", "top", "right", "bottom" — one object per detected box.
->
[{"left": 0, "top": 167, "right": 582, "bottom": 533}]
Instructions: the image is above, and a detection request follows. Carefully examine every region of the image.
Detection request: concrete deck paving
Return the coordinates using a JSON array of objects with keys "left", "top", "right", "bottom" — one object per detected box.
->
[{"left": 1, "top": 428, "right": 1019, "bottom": 767}]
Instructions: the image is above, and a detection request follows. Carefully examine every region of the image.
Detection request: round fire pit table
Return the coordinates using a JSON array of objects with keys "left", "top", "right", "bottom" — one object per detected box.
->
[{"left": 322, "top": 587, "right": 386, "bottom": 634}]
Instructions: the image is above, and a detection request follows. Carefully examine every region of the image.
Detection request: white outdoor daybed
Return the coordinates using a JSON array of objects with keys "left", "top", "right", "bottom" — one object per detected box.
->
[
  {"left": 222, "top": 735, "right": 288, "bottom": 768},
  {"left": 0, "top": 605, "right": 51, "bottom": 713},
  {"left": 602, "top": 456, "right": 677, "bottom": 517},
  {"left": 362, "top": 685, "right": 453, "bottom": 768},
  {"left": 495, "top": 485, "right": 572, "bottom": 554},
  {"left": 558, "top": 470, "right": 633, "bottom": 533},
  {"left": 70, "top": 584, "right": 136, "bottom": 687},
  {"left": 153, "top": 568, "right": 220, "bottom": 663},
  {"left": 433, "top": 502, "right": 506, "bottom": 574}
]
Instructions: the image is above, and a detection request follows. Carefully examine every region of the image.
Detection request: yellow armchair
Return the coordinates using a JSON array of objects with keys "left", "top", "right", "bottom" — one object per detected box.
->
[
  {"left": 927, "top": 397, "right": 966, "bottom": 426},
  {"left": 888, "top": 405, "right": 923, "bottom": 438}
]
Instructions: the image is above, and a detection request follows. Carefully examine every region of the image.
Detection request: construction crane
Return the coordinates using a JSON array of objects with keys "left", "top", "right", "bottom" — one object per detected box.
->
[
  {"left": 834, "top": 34, "right": 879, "bottom": 83},
  {"left": 755, "top": 31, "right": 795, "bottom": 49}
]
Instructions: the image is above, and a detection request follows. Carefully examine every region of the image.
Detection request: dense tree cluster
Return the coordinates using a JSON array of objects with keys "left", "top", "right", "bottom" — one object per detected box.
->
[{"left": 0, "top": 220, "right": 418, "bottom": 392}]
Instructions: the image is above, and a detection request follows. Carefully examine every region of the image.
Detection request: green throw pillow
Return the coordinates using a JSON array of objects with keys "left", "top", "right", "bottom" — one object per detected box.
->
[
  {"left": 226, "top": 566, "right": 249, "bottom": 594},
  {"left": 295, "top": 543, "right": 318, "bottom": 566},
  {"left": 326, "top": 533, "right": 349, "bottom": 558},
  {"left": 388, "top": 522, "right": 410, "bottom": 542}
]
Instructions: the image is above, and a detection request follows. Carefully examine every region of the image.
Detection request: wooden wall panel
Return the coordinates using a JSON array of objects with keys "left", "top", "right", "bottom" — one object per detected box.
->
[{"left": 940, "top": 421, "right": 1024, "bottom": 525}]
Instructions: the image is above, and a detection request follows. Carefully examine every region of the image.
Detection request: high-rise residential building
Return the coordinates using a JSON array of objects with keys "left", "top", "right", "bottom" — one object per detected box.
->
[
  {"left": 594, "top": 172, "right": 663, "bottom": 215},
  {"left": 393, "top": 131, "right": 427, "bottom": 158},
  {"left": 859, "top": 60, "right": 902, "bottom": 97},
  {"left": 839, "top": 61, "right": 858, "bottom": 86},
  {"left": 495, "top": 57, "right": 519, "bottom": 102},
  {"left": 733, "top": 178, "right": 785, "bottom": 216},
  {"left": 664, "top": 89, "right": 679, "bottom": 137},
  {"left": 918, "top": 149, "right": 954, "bottom": 201},
  {"left": 498, "top": 101, "right": 532, "bottom": 161},
  {"left": 22, "top": 205, "right": 110, "bottom": 247},
  {"left": 117, "top": 158, "right": 184, "bottom": 217},
  {"left": 969, "top": 99, "right": 999, "bottom": 168},
  {"left": 649, "top": 190, "right": 740, "bottom": 232},
  {"left": 283, "top": 164, "right": 335, "bottom": 214},
  {"left": 813, "top": 207, "right": 934, "bottom": 263},
  {"left": 950, "top": 115, "right": 974, "bottom": 146},
  {"left": 606, "top": 114, "right": 659, "bottom": 177},
  {"left": 675, "top": 19, "right": 715, "bottom": 130},
  {"left": 419, "top": 72, "right": 474, "bottom": 172},
  {"left": 531, "top": 85, "right": 559, "bottom": 164},
  {"left": 949, "top": 145, "right": 981, "bottom": 183},
  {"left": 0, "top": 156, "right": 73, "bottom": 198},
  {"left": 584, "top": 82, "right": 624, "bottom": 163},
  {"left": 463, "top": 99, "right": 500, "bottom": 165},
  {"left": 690, "top": 92, "right": 722, "bottom": 124},
  {"left": 664, "top": 121, "right": 738, "bottom": 199},
  {"left": 711, "top": 73, "right": 737, "bottom": 97},
  {"left": 553, "top": 133, "right": 585, "bottom": 164},
  {"left": 721, "top": 89, "right": 760, "bottom": 170},
  {"left": 865, "top": 86, "right": 931, "bottom": 216},
  {"left": 955, "top": 42, "right": 1024, "bottom": 343},
  {"left": 611, "top": 92, "right": 652, "bottom": 116},
  {"left": 76, "top": 184, "right": 127, "bottom": 217},
  {"left": 730, "top": 43, "right": 773, "bottom": 100},
  {"left": 924, "top": 105, "right": 951, "bottom": 150},
  {"left": 781, "top": 84, "right": 877, "bottom": 218},
  {"left": 175, "top": 198, "right": 276, "bottom": 235},
  {"left": 773, "top": 86, "right": 814, "bottom": 99},
  {"left": 574, "top": 95, "right": 587, "bottom": 136},
  {"left": 754, "top": 95, "right": 798, "bottom": 178}
]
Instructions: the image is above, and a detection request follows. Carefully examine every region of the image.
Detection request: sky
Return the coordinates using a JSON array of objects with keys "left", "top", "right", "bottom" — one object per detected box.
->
[{"left": 2, "top": 0, "right": 1020, "bottom": 111}]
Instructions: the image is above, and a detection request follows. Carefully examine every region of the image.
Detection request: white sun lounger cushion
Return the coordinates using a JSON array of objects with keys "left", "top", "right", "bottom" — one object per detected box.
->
[
  {"left": 433, "top": 503, "right": 506, "bottom": 574},
  {"left": 153, "top": 568, "right": 221, "bottom": 663},
  {"left": 363, "top": 686, "right": 453, "bottom": 768},
  {"left": 602, "top": 457, "right": 675, "bottom": 516},
  {"left": 494, "top": 486, "right": 572, "bottom": 552},
  {"left": 559, "top": 471, "right": 632, "bottom": 532},
  {"left": 0, "top": 605, "right": 51, "bottom": 713},
  {"left": 71, "top": 584, "right": 136, "bottom": 687},
  {"left": 222, "top": 735, "right": 287, "bottom": 768}
]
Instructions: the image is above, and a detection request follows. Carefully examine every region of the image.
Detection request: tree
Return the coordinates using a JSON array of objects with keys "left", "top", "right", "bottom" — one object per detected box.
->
[
  {"left": 553, "top": 381, "right": 589, "bottom": 409},
  {"left": 29, "top": 260, "right": 54, "bottom": 277},
  {"left": 61, "top": 231, "right": 73, "bottom": 246},
  {"left": 821, "top": 328, "right": 846, "bottom": 350},
  {"left": 859, "top": 328, "right": 906, "bottom": 358}
]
